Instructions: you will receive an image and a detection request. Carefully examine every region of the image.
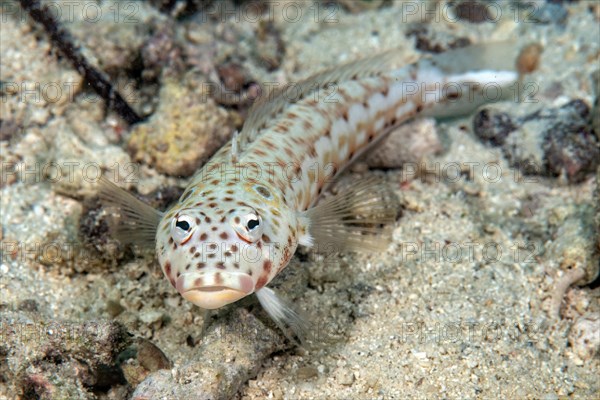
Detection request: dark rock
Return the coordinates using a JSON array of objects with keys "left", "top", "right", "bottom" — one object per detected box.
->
[
  {"left": 407, "top": 25, "right": 471, "bottom": 54},
  {"left": 454, "top": 1, "right": 493, "bottom": 24},
  {"left": 477, "top": 100, "right": 599, "bottom": 183},
  {"left": 217, "top": 62, "right": 251, "bottom": 92},
  {"left": 473, "top": 108, "right": 517, "bottom": 146},
  {"left": 542, "top": 100, "right": 599, "bottom": 182},
  {"left": 0, "top": 311, "right": 130, "bottom": 398}
]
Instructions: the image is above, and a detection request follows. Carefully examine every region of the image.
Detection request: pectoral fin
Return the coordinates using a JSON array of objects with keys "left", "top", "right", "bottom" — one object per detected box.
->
[
  {"left": 300, "top": 177, "right": 399, "bottom": 252},
  {"left": 255, "top": 287, "right": 310, "bottom": 345},
  {"left": 97, "top": 176, "right": 162, "bottom": 249}
]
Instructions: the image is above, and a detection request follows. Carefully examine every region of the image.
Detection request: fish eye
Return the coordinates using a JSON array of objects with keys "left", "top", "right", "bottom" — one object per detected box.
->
[
  {"left": 231, "top": 209, "right": 263, "bottom": 243},
  {"left": 172, "top": 214, "right": 195, "bottom": 244},
  {"left": 247, "top": 218, "right": 260, "bottom": 230},
  {"left": 176, "top": 220, "right": 190, "bottom": 231}
]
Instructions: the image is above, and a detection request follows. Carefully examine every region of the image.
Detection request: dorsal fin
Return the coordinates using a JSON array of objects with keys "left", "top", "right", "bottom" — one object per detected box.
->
[{"left": 238, "top": 48, "right": 406, "bottom": 149}]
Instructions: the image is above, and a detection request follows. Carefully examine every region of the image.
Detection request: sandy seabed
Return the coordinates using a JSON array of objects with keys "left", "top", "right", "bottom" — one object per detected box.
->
[{"left": 1, "top": 1, "right": 599, "bottom": 399}]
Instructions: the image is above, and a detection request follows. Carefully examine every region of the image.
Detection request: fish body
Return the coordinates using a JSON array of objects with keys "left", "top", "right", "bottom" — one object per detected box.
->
[{"left": 99, "top": 43, "right": 522, "bottom": 340}]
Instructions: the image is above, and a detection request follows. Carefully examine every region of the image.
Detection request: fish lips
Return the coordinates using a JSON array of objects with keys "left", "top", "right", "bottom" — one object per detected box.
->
[{"left": 176, "top": 271, "right": 254, "bottom": 309}]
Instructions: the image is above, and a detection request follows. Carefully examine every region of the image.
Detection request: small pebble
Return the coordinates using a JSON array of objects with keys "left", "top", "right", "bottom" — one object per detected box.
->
[
  {"left": 137, "top": 339, "right": 171, "bottom": 372},
  {"left": 17, "top": 299, "right": 38, "bottom": 312},
  {"left": 140, "top": 310, "right": 164, "bottom": 325},
  {"left": 296, "top": 366, "right": 318, "bottom": 380},
  {"left": 517, "top": 43, "right": 543, "bottom": 75},
  {"left": 335, "top": 368, "right": 355, "bottom": 386},
  {"left": 106, "top": 299, "right": 125, "bottom": 317}
]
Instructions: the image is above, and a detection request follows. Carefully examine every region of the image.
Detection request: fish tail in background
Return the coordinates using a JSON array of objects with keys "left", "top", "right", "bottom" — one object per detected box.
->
[
  {"left": 391, "top": 42, "right": 527, "bottom": 119},
  {"left": 97, "top": 176, "right": 162, "bottom": 249}
]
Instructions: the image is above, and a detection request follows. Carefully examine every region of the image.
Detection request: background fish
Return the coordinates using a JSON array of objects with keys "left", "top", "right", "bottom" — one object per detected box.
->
[{"left": 99, "top": 42, "right": 522, "bottom": 342}]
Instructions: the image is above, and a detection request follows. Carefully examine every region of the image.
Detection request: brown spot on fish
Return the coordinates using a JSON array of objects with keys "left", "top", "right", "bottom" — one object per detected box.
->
[
  {"left": 256, "top": 275, "right": 268, "bottom": 290},
  {"left": 197, "top": 262, "right": 206, "bottom": 269},
  {"left": 200, "top": 233, "right": 208, "bottom": 241},
  {"left": 216, "top": 262, "right": 226, "bottom": 269},
  {"left": 220, "top": 232, "right": 229, "bottom": 240},
  {"left": 263, "top": 259, "right": 272, "bottom": 273},
  {"left": 342, "top": 109, "right": 349, "bottom": 121},
  {"left": 275, "top": 125, "right": 289, "bottom": 133}
]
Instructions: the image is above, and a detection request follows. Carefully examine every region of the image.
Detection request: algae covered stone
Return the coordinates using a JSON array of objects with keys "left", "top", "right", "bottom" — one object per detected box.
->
[{"left": 128, "top": 80, "right": 234, "bottom": 177}]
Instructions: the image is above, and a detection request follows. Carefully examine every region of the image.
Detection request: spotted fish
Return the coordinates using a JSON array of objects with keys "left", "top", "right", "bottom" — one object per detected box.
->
[{"left": 99, "top": 43, "right": 522, "bottom": 341}]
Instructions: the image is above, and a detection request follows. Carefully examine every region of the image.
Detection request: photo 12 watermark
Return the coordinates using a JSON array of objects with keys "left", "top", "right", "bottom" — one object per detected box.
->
[
  {"left": 1, "top": 161, "right": 140, "bottom": 186},
  {"left": 1, "top": 1, "right": 141, "bottom": 24}
]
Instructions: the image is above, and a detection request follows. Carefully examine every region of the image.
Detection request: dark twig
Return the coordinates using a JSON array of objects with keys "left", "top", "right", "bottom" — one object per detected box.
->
[{"left": 18, "top": 0, "right": 143, "bottom": 125}]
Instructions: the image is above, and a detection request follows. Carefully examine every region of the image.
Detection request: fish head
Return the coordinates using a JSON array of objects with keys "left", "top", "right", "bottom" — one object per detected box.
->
[{"left": 155, "top": 181, "right": 300, "bottom": 310}]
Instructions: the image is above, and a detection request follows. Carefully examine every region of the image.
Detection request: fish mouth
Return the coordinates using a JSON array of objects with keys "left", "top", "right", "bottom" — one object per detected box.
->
[{"left": 176, "top": 272, "right": 254, "bottom": 309}]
